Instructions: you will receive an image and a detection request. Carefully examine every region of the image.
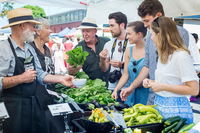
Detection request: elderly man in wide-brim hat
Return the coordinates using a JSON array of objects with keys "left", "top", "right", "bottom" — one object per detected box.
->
[
  {"left": 68, "top": 17, "right": 110, "bottom": 82},
  {"left": 0, "top": 8, "right": 73, "bottom": 133}
]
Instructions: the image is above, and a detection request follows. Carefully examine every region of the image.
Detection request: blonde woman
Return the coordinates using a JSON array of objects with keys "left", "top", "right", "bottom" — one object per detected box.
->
[{"left": 143, "top": 16, "right": 199, "bottom": 123}]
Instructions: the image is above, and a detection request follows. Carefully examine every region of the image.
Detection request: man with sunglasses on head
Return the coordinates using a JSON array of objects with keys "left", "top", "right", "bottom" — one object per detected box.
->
[
  {"left": 120, "top": 0, "right": 200, "bottom": 105},
  {"left": 99, "top": 12, "right": 131, "bottom": 102}
]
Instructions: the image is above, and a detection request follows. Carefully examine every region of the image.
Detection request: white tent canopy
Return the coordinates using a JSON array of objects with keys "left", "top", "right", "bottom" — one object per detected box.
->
[
  {"left": 1, "top": 0, "right": 200, "bottom": 27},
  {"left": 86, "top": 0, "right": 200, "bottom": 24},
  {"left": 57, "top": 27, "right": 70, "bottom": 37},
  {"left": 87, "top": 0, "right": 141, "bottom": 24},
  {"left": 1, "top": 0, "right": 87, "bottom": 9},
  {"left": 161, "top": 0, "right": 200, "bottom": 17}
]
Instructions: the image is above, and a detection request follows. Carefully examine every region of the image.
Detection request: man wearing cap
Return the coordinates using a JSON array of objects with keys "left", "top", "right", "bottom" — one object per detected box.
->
[
  {"left": 0, "top": 8, "right": 73, "bottom": 133},
  {"left": 68, "top": 17, "right": 110, "bottom": 82}
]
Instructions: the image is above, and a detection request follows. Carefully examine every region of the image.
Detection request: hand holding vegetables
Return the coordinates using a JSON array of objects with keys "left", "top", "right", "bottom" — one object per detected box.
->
[
  {"left": 111, "top": 90, "right": 118, "bottom": 99},
  {"left": 143, "top": 78, "right": 154, "bottom": 88},
  {"left": 68, "top": 65, "right": 82, "bottom": 75},
  {"left": 61, "top": 75, "right": 74, "bottom": 87},
  {"left": 66, "top": 46, "right": 89, "bottom": 68},
  {"left": 143, "top": 78, "right": 164, "bottom": 92}
]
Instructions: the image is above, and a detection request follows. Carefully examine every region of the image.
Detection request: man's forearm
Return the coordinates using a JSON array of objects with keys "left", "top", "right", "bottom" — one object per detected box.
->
[
  {"left": 2, "top": 75, "right": 25, "bottom": 89},
  {"left": 129, "top": 66, "right": 149, "bottom": 90},
  {"left": 43, "top": 74, "right": 63, "bottom": 84}
]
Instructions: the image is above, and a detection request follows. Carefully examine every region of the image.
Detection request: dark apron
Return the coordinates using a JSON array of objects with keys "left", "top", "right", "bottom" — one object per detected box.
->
[
  {"left": 1, "top": 38, "right": 47, "bottom": 133},
  {"left": 30, "top": 42, "right": 65, "bottom": 133}
]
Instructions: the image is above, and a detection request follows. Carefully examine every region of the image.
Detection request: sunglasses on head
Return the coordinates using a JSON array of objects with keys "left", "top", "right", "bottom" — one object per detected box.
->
[
  {"left": 153, "top": 17, "right": 160, "bottom": 27},
  {"left": 132, "top": 61, "right": 137, "bottom": 73}
]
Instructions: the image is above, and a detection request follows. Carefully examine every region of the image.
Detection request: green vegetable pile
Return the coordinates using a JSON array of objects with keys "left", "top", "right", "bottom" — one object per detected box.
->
[
  {"left": 162, "top": 116, "right": 195, "bottom": 133},
  {"left": 123, "top": 104, "right": 163, "bottom": 126},
  {"left": 57, "top": 79, "right": 116, "bottom": 105},
  {"left": 66, "top": 46, "right": 89, "bottom": 67},
  {"left": 75, "top": 71, "right": 89, "bottom": 79}
]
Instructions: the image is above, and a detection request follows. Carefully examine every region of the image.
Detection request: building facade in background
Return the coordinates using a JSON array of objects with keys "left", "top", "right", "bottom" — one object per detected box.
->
[{"left": 48, "top": 9, "right": 87, "bottom": 33}]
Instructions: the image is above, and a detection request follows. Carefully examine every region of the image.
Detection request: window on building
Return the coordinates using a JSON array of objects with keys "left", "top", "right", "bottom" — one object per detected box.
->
[
  {"left": 74, "top": 11, "right": 78, "bottom": 21},
  {"left": 62, "top": 16, "right": 65, "bottom": 23},
  {"left": 65, "top": 13, "right": 69, "bottom": 22},
  {"left": 78, "top": 10, "right": 82, "bottom": 20},
  {"left": 70, "top": 13, "right": 74, "bottom": 22},
  {"left": 58, "top": 16, "right": 61, "bottom": 24}
]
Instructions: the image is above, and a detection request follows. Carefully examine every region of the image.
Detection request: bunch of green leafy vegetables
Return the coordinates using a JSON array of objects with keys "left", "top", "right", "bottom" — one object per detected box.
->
[
  {"left": 75, "top": 71, "right": 89, "bottom": 79},
  {"left": 66, "top": 46, "right": 89, "bottom": 68},
  {"left": 57, "top": 79, "right": 116, "bottom": 105}
]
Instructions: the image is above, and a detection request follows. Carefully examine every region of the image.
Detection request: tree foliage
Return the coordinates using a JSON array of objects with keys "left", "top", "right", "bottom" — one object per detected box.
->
[
  {"left": 23, "top": 5, "right": 46, "bottom": 18},
  {"left": 0, "top": 2, "right": 14, "bottom": 17}
]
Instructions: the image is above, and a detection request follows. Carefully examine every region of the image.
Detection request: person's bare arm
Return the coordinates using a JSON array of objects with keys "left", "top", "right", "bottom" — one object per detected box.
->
[
  {"left": 43, "top": 74, "right": 73, "bottom": 87},
  {"left": 149, "top": 80, "right": 199, "bottom": 96},
  {"left": 2, "top": 70, "right": 37, "bottom": 89},
  {"left": 120, "top": 66, "right": 149, "bottom": 101}
]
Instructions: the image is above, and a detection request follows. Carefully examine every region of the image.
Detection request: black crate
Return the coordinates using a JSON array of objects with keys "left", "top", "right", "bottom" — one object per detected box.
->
[
  {"left": 73, "top": 118, "right": 114, "bottom": 133},
  {"left": 65, "top": 111, "right": 91, "bottom": 126},
  {"left": 71, "top": 119, "right": 87, "bottom": 133},
  {"left": 129, "top": 123, "right": 164, "bottom": 133},
  {"left": 0, "top": 118, "right": 4, "bottom": 132}
]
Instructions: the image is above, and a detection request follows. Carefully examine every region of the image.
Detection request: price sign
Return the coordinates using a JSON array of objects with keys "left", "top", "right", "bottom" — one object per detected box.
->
[
  {"left": 48, "top": 103, "right": 73, "bottom": 116},
  {"left": 0, "top": 102, "right": 9, "bottom": 119}
]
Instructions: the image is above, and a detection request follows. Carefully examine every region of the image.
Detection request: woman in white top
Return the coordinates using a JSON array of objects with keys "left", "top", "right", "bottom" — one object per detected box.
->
[{"left": 143, "top": 16, "right": 199, "bottom": 124}]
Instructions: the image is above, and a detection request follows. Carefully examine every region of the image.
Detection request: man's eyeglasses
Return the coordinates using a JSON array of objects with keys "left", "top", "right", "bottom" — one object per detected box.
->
[
  {"left": 118, "top": 41, "right": 122, "bottom": 53},
  {"left": 132, "top": 61, "right": 137, "bottom": 73}
]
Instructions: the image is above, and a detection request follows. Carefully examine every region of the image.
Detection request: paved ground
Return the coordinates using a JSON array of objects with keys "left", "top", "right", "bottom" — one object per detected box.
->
[{"left": 190, "top": 97, "right": 200, "bottom": 124}]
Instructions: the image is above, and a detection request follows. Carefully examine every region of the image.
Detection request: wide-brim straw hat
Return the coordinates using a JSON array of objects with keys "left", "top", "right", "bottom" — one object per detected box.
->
[
  {"left": 77, "top": 17, "right": 101, "bottom": 30},
  {"left": 1, "top": 8, "right": 41, "bottom": 29}
]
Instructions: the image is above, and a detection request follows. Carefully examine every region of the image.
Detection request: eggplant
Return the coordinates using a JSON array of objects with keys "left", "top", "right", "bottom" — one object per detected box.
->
[
  {"left": 114, "top": 103, "right": 129, "bottom": 111},
  {"left": 92, "top": 100, "right": 101, "bottom": 108}
]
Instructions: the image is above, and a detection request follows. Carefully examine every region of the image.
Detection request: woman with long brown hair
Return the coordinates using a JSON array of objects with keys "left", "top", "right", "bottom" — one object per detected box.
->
[{"left": 143, "top": 16, "right": 199, "bottom": 123}]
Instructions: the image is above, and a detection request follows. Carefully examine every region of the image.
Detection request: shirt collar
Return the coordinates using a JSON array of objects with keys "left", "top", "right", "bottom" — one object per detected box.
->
[{"left": 9, "top": 36, "right": 29, "bottom": 51}]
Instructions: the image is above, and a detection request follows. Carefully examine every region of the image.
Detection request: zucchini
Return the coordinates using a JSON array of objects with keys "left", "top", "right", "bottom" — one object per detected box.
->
[
  {"left": 164, "top": 116, "right": 181, "bottom": 126},
  {"left": 162, "top": 121, "right": 179, "bottom": 133},
  {"left": 171, "top": 118, "right": 186, "bottom": 132},
  {"left": 178, "top": 123, "right": 195, "bottom": 133}
]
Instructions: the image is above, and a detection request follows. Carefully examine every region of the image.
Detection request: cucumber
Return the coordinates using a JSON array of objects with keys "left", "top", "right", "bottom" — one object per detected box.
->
[
  {"left": 171, "top": 118, "right": 186, "bottom": 133},
  {"left": 164, "top": 116, "right": 181, "bottom": 126},
  {"left": 178, "top": 123, "right": 195, "bottom": 133},
  {"left": 162, "top": 121, "right": 179, "bottom": 133}
]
